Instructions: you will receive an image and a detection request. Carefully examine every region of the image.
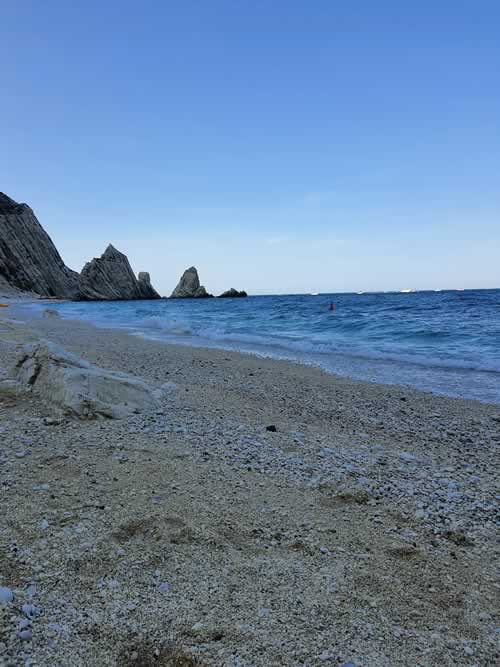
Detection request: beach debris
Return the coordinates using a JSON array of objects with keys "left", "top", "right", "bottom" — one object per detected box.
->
[
  {"left": 10, "top": 341, "right": 163, "bottom": 419},
  {"left": 266, "top": 424, "right": 277, "bottom": 432}
]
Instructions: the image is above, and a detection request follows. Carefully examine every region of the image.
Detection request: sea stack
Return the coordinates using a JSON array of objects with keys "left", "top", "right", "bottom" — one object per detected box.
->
[
  {"left": 218, "top": 288, "right": 248, "bottom": 298},
  {"left": 170, "top": 266, "right": 212, "bottom": 298},
  {"left": 78, "top": 244, "right": 160, "bottom": 301},
  {"left": 0, "top": 192, "right": 78, "bottom": 298},
  {"left": 137, "top": 272, "right": 160, "bottom": 299}
]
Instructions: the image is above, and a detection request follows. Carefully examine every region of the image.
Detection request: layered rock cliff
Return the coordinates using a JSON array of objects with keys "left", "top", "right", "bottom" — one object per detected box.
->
[
  {"left": 0, "top": 193, "right": 78, "bottom": 297},
  {"left": 78, "top": 245, "right": 161, "bottom": 301},
  {"left": 170, "top": 266, "right": 212, "bottom": 298}
]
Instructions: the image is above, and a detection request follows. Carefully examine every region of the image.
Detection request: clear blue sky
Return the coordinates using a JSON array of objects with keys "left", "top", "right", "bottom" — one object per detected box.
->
[{"left": 2, "top": 1, "right": 499, "bottom": 294}]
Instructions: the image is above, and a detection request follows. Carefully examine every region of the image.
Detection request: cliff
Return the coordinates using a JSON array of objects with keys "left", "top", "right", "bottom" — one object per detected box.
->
[{"left": 0, "top": 193, "right": 78, "bottom": 297}]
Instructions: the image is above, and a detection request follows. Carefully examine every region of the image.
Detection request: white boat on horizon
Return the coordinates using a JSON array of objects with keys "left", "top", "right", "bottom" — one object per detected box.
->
[{"left": 400, "top": 288, "right": 417, "bottom": 293}]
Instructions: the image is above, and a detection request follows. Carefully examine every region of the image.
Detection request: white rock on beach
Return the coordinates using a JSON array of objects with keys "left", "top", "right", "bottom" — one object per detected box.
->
[{"left": 9, "top": 341, "right": 163, "bottom": 419}]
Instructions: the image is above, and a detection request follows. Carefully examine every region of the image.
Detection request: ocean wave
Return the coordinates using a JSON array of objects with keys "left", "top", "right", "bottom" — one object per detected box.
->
[
  {"left": 128, "top": 318, "right": 500, "bottom": 375},
  {"left": 38, "top": 289, "right": 500, "bottom": 402}
]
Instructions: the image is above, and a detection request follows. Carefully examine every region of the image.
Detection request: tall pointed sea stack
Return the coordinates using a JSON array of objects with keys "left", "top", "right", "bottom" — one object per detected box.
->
[
  {"left": 0, "top": 192, "right": 78, "bottom": 297},
  {"left": 78, "top": 244, "right": 161, "bottom": 301},
  {"left": 170, "top": 266, "right": 212, "bottom": 298}
]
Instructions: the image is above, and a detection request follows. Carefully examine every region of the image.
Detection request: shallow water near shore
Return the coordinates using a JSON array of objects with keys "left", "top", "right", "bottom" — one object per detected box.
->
[{"left": 31, "top": 288, "right": 500, "bottom": 404}]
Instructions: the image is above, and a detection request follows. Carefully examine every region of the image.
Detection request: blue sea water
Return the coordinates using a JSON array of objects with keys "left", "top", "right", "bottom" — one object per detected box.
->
[{"left": 36, "top": 289, "right": 500, "bottom": 404}]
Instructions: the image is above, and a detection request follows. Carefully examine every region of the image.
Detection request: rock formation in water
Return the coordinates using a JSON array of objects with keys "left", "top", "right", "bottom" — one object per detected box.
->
[
  {"left": 0, "top": 192, "right": 79, "bottom": 297},
  {"left": 170, "top": 266, "right": 212, "bottom": 298},
  {"left": 78, "top": 244, "right": 160, "bottom": 301},
  {"left": 218, "top": 288, "right": 248, "bottom": 298},
  {"left": 137, "top": 272, "right": 161, "bottom": 299}
]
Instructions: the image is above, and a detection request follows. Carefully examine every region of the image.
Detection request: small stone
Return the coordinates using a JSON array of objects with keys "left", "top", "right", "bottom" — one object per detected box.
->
[
  {"left": 25, "top": 584, "right": 37, "bottom": 598},
  {"left": 191, "top": 622, "right": 204, "bottom": 633},
  {"left": 158, "top": 582, "right": 169, "bottom": 592},
  {"left": 0, "top": 587, "right": 13, "bottom": 604},
  {"left": 40, "top": 519, "right": 49, "bottom": 530},
  {"left": 258, "top": 607, "right": 270, "bottom": 617},
  {"left": 43, "top": 417, "right": 63, "bottom": 426},
  {"left": 266, "top": 425, "right": 277, "bottom": 432},
  {"left": 22, "top": 603, "right": 38, "bottom": 618},
  {"left": 399, "top": 452, "right": 418, "bottom": 463},
  {"left": 18, "top": 629, "right": 33, "bottom": 641},
  {"left": 463, "top": 645, "right": 474, "bottom": 656}
]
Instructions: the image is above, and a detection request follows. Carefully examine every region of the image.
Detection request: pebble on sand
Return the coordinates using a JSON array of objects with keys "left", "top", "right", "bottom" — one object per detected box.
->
[{"left": 0, "top": 586, "right": 13, "bottom": 604}]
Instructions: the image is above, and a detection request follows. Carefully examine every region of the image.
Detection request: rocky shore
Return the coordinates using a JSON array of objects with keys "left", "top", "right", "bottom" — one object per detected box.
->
[{"left": 0, "top": 303, "right": 498, "bottom": 666}]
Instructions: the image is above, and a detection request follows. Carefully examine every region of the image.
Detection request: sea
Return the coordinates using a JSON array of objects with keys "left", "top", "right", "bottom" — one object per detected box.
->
[{"left": 34, "top": 289, "right": 500, "bottom": 404}]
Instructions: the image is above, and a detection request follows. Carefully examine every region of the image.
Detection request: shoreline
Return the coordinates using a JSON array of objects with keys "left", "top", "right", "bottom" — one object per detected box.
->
[
  {"left": 10, "top": 297, "right": 500, "bottom": 407},
  {"left": 1, "top": 303, "right": 499, "bottom": 665}
]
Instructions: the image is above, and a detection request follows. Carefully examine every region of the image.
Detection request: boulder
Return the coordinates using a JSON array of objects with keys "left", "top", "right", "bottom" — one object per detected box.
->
[
  {"left": 0, "top": 193, "right": 78, "bottom": 298},
  {"left": 10, "top": 341, "right": 162, "bottom": 418},
  {"left": 78, "top": 245, "right": 160, "bottom": 301},
  {"left": 218, "top": 288, "right": 248, "bottom": 298},
  {"left": 170, "top": 267, "right": 212, "bottom": 298}
]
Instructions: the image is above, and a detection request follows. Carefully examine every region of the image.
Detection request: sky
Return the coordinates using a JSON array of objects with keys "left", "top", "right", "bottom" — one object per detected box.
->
[{"left": 1, "top": 1, "right": 499, "bottom": 295}]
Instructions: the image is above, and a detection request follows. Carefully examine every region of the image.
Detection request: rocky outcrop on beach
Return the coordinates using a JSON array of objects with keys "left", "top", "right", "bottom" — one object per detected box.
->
[
  {"left": 218, "top": 288, "right": 248, "bottom": 298},
  {"left": 170, "top": 266, "right": 212, "bottom": 298},
  {"left": 0, "top": 193, "right": 78, "bottom": 298},
  {"left": 78, "top": 245, "right": 160, "bottom": 301},
  {"left": 9, "top": 341, "right": 162, "bottom": 418}
]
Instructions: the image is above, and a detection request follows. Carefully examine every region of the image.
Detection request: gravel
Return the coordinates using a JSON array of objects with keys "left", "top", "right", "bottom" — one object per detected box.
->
[{"left": 0, "top": 307, "right": 499, "bottom": 666}]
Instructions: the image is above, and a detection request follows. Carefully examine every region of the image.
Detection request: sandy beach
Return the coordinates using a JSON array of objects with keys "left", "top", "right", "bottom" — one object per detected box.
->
[{"left": 0, "top": 301, "right": 498, "bottom": 666}]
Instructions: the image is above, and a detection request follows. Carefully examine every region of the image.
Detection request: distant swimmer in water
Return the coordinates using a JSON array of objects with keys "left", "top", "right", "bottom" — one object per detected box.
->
[{"left": 329, "top": 303, "right": 334, "bottom": 312}]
